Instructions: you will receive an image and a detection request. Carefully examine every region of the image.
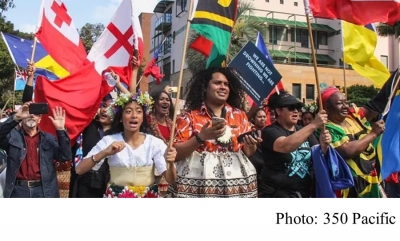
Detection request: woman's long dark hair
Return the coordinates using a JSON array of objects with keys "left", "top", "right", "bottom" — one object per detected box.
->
[
  {"left": 183, "top": 67, "right": 246, "bottom": 111},
  {"left": 151, "top": 90, "right": 174, "bottom": 119},
  {"left": 105, "top": 101, "right": 151, "bottom": 136}
]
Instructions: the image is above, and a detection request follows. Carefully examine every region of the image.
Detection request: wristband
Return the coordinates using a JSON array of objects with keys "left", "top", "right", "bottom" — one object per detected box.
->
[
  {"left": 91, "top": 155, "right": 100, "bottom": 164},
  {"left": 195, "top": 134, "right": 205, "bottom": 144}
]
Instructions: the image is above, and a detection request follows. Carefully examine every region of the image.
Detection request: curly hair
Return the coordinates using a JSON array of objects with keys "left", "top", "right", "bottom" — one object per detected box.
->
[
  {"left": 183, "top": 67, "right": 246, "bottom": 111},
  {"left": 106, "top": 102, "right": 151, "bottom": 136},
  {"left": 151, "top": 90, "right": 174, "bottom": 119}
]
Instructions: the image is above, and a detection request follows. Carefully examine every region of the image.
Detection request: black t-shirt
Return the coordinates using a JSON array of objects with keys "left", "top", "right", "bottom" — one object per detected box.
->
[{"left": 259, "top": 122, "right": 318, "bottom": 197}]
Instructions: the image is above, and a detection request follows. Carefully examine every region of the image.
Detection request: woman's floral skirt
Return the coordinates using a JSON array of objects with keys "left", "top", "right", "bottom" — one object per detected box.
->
[{"left": 104, "top": 183, "right": 159, "bottom": 198}]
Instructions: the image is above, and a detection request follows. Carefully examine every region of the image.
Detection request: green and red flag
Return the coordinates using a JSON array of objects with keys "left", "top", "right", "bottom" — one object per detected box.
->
[{"left": 189, "top": 0, "right": 238, "bottom": 68}]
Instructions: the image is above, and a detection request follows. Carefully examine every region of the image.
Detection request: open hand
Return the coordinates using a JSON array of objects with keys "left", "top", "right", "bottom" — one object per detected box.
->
[
  {"left": 105, "top": 141, "right": 125, "bottom": 156},
  {"left": 48, "top": 106, "right": 66, "bottom": 130}
]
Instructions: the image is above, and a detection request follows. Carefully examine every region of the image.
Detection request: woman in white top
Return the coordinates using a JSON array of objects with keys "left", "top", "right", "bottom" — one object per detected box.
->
[{"left": 75, "top": 90, "right": 177, "bottom": 198}]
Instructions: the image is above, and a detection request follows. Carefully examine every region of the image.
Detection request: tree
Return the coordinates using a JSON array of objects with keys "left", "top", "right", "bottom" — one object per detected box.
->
[
  {"left": 185, "top": 0, "right": 266, "bottom": 74},
  {"left": 347, "top": 84, "right": 379, "bottom": 107},
  {"left": 377, "top": 20, "right": 400, "bottom": 38},
  {"left": 0, "top": 0, "right": 14, "bottom": 12},
  {"left": 0, "top": 14, "right": 34, "bottom": 109},
  {"left": 79, "top": 23, "right": 105, "bottom": 53}
]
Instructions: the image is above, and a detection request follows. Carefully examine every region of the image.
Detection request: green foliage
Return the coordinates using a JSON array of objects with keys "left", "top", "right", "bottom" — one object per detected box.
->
[
  {"left": 347, "top": 84, "right": 379, "bottom": 107},
  {"left": 79, "top": 23, "right": 105, "bottom": 53},
  {"left": 0, "top": 13, "right": 34, "bottom": 109},
  {"left": 377, "top": 20, "right": 400, "bottom": 38},
  {"left": 0, "top": 0, "right": 14, "bottom": 12}
]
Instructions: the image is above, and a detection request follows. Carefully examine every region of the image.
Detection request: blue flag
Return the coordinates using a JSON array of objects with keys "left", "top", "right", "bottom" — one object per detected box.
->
[
  {"left": 378, "top": 89, "right": 400, "bottom": 180},
  {"left": 312, "top": 146, "right": 354, "bottom": 198},
  {"left": 1, "top": 32, "right": 69, "bottom": 83},
  {"left": 255, "top": 32, "right": 272, "bottom": 63}
]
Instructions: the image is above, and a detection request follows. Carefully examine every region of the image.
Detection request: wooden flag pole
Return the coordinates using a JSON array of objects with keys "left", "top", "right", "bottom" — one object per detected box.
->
[
  {"left": 304, "top": 1, "right": 323, "bottom": 112},
  {"left": 341, "top": 22, "right": 348, "bottom": 97},
  {"left": 30, "top": 37, "right": 37, "bottom": 62},
  {"left": 167, "top": 0, "right": 194, "bottom": 149}
]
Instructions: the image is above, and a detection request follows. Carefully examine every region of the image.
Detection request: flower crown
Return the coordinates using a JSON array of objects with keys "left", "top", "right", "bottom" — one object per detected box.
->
[
  {"left": 106, "top": 90, "right": 154, "bottom": 120},
  {"left": 301, "top": 102, "right": 317, "bottom": 114}
]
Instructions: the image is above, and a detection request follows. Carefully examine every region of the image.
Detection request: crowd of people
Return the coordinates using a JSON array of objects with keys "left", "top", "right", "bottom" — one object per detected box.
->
[{"left": 0, "top": 57, "right": 397, "bottom": 198}]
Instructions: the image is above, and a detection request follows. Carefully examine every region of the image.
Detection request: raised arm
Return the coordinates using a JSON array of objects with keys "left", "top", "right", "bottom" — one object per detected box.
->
[{"left": 22, "top": 61, "right": 35, "bottom": 103}]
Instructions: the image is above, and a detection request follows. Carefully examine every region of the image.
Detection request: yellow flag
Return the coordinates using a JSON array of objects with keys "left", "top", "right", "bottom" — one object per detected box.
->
[{"left": 342, "top": 21, "right": 390, "bottom": 88}]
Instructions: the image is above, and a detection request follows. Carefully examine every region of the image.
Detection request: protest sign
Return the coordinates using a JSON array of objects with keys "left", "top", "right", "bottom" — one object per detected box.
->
[{"left": 228, "top": 41, "right": 282, "bottom": 106}]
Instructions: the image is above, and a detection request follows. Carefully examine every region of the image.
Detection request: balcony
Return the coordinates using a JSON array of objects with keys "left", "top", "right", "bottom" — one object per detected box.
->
[
  {"left": 155, "top": 13, "right": 172, "bottom": 32},
  {"left": 153, "top": 0, "right": 174, "bottom": 13}
]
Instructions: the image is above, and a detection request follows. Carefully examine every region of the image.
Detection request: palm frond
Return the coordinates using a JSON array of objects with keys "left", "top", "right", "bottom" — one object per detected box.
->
[{"left": 377, "top": 21, "right": 400, "bottom": 38}]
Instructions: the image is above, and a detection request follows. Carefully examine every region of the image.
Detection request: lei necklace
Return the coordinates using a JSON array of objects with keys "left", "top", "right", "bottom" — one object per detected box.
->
[
  {"left": 147, "top": 113, "right": 173, "bottom": 144},
  {"left": 106, "top": 90, "right": 154, "bottom": 121}
]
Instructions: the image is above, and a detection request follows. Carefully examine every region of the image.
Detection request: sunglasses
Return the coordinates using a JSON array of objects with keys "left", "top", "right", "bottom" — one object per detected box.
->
[{"left": 282, "top": 105, "right": 301, "bottom": 111}]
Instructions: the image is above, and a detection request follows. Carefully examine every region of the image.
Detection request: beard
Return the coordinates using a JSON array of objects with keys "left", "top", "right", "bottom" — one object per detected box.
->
[{"left": 25, "top": 119, "right": 37, "bottom": 128}]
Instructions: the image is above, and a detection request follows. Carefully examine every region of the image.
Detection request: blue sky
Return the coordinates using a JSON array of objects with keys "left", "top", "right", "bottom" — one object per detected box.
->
[{"left": 3, "top": 0, "right": 158, "bottom": 33}]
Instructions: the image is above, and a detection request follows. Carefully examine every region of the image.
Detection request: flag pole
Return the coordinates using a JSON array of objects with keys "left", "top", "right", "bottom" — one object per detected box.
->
[
  {"left": 167, "top": 0, "right": 194, "bottom": 149},
  {"left": 341, "top": 22, "right": 348, "bottom": 97},
  {"left": 12, "top": 69, "right": 16, "bottom": 109},
  {"left": 30, "top": 37, "right": 37, "bottom": 62},
  {"left": 303, "top": 0, "right": 323, "bottom": 113}
]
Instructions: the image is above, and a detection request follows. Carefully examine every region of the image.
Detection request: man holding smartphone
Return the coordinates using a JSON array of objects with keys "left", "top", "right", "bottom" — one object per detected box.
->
[{"left": 0, "top": 102, "right": 72, "bottom": 198}]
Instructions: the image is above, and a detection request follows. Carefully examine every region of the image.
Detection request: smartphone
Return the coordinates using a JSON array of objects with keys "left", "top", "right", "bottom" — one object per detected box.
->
[
  {"left": 238, "top": 130, "right": 259, "bottom": 143},
  {"left": 29, "top": 103, "right": 49, "bottom": 115},
  {"left": 212, "top": 116, "right": 225, "bottom": 126},
  {"left": 170, "top": 87, "right": 178, "bottom": 92}
]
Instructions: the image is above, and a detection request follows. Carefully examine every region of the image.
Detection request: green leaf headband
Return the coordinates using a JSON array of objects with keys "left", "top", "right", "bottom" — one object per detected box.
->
[{"left": 106, "top": 90, "right": 154, "bottom": 121}]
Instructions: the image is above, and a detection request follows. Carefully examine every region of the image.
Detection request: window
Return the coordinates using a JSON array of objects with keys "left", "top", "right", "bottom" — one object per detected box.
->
[
  {"left": 294, "top": 1, "right": 298, "bottom": 6},
  {"left": 292, "top": 84, "right": 301, "bottom": 99},
  {"left": 306, "top": 84, "right": 315, "bottom": 100},
  {"left": 291, "top": 29, "right": 309, "bottom": 48},
  {"left": 163, "top": 62, "right": 171, "bottom": 81},
  {"left": 269, "top": 26, "right": 288, "bottom": 44},
  {"left": 312, "top": 31, "right": 327, "bottom": 48},
  {"left": 318, "top": 31, "right": 328, "bottom": 45},
  {"left": 172, "top": 60, "right": 175, "bottom": 74},
  {"left": 176, "top": 0, "right": 187, "bottom": 17},
  {"left": 280, "top": 0, "right": 284, "bottom": 4},
  {"left": 381, "top": 55, "right": 388, "bottom": 68},
  {"left": 164, "top": 35, "right": 172, "bottom": 54}
]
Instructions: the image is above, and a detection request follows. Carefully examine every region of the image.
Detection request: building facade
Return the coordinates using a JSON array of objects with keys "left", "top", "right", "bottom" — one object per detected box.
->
[{"left": 147, "top": 0, "right": 399, "bottom": 103}]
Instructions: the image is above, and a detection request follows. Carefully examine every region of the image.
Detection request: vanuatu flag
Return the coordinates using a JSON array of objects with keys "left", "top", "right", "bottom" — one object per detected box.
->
[{"left": 189, "top": 0, "right": 238, "bottom": 68}]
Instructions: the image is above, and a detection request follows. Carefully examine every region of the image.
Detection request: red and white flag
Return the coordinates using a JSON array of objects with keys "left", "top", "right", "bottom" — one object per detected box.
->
[
  {"left": 36, "top": 0, "right": 87, "bottom": 74},
  {"left": 87, "top": 0, "right": 144, "bottom": 88},
  {"left": 35, "top": 0, "right": 144, "bottom": 145},
  {"left": 305, "top": 0, "right": 400, "bottom": 26}
]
